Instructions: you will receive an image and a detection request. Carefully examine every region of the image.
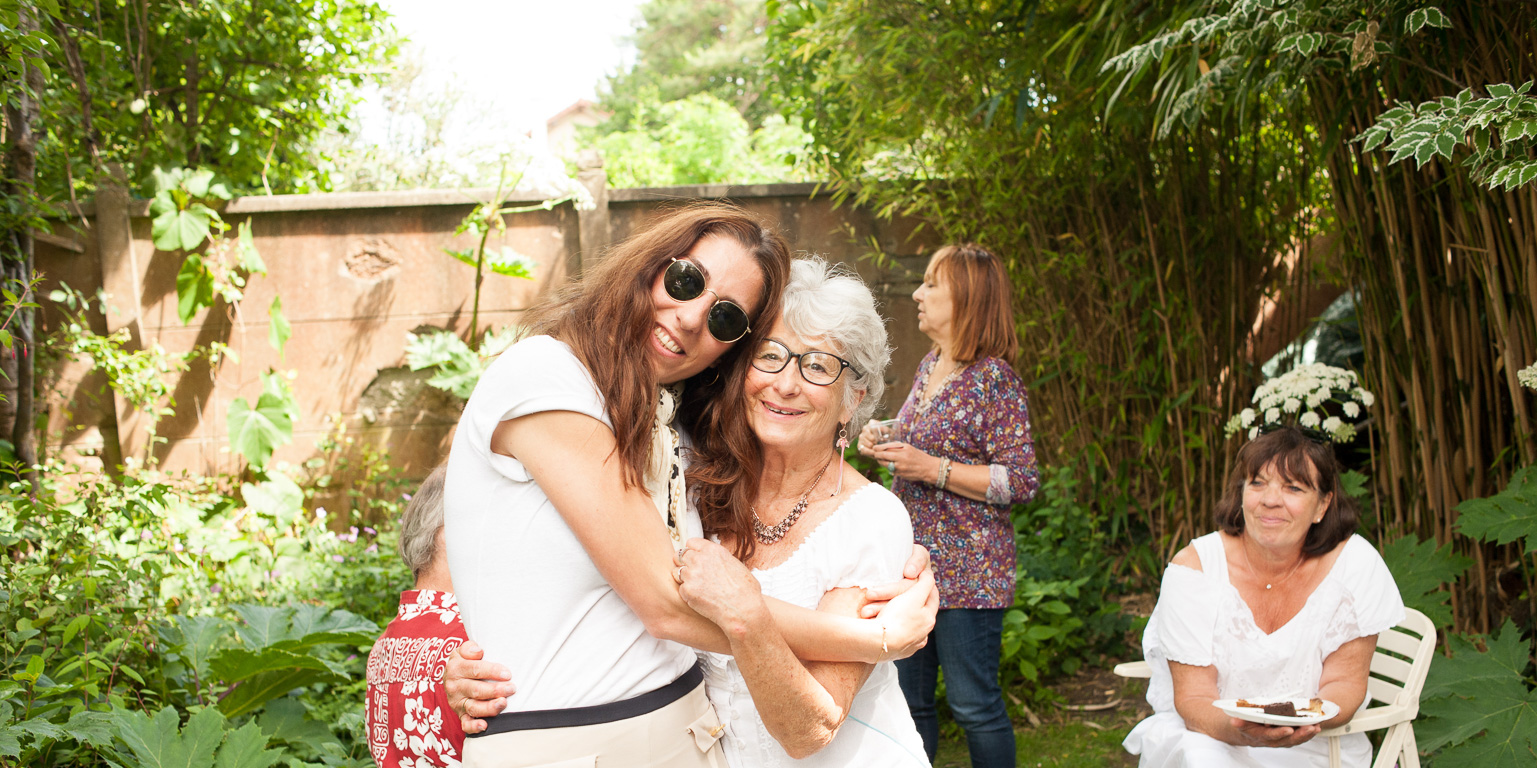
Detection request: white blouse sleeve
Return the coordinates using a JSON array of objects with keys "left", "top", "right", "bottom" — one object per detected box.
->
[
  {"left": 1321, "top": 535, "right": 1406, "bottom": 658},
  {"left": 1150, "top": 564, "right": 1222, "bottom": 667},
  {"left": 828, "top": 487, "right": 915, "bottom": 590}
]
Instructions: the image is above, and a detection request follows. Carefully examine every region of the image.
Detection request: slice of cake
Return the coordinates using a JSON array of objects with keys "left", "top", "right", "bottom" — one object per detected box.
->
[{"left": 1261, "top": 701, "right": 1297, "bottom": 717}]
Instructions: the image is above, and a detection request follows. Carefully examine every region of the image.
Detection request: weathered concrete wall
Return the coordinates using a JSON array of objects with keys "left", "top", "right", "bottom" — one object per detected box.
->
[{"left": 23, "top": 182, "right": 940, "bottom": 484}]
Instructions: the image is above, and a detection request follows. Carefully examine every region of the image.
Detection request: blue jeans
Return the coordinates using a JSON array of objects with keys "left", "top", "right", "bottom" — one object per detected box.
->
[{"left": 896, "top": 608, "right": 1015, "bottom": 768}]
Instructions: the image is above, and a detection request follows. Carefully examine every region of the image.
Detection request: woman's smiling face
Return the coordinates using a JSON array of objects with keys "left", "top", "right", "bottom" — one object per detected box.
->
[
  {"left": 647, "top": 233, "right": 765, "bottom": 384},
  {"left": 1241, "top": 460, "right": 1332, "bottom": 552},
  {"left": 744, "top": 322, "right": 859, "bottom": 455}
]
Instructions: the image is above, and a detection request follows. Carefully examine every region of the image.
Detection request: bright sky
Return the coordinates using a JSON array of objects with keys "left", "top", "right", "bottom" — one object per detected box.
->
[{"left": 367, "top": 0, "right": 646, "bottom": 137}]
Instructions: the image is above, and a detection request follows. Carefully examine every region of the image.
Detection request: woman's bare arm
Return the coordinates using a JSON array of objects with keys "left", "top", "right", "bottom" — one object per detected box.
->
[
  {"left": 677, "top": 540, "right": 874, "bottom": 758},
  {"left": 1169, "top": 662, "right": 1322, "bottom": 749},
  {"left": 497, "top": 411, "right": 936, "bottom": 659}
]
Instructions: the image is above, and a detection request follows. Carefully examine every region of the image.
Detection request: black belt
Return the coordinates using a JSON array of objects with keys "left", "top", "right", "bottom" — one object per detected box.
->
[{"left": 468, "top": 661, "right": 704, "bottom": 737}]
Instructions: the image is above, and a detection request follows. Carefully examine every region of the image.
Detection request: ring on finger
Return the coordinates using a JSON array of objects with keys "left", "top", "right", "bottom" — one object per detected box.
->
[{"left": 673, "top": 566, "right": 684, "bottom": 583}]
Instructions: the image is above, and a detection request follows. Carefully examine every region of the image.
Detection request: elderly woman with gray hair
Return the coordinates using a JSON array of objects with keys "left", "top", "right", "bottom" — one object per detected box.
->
[
  {"left": 449, "top": 257, "right": 930, "bottom": 766},
  {"left": 364, "top": 465, "right": 469, "bottom": 768},
  {"left": 674, "top": 256, "right": 928, "bottom": 766}
]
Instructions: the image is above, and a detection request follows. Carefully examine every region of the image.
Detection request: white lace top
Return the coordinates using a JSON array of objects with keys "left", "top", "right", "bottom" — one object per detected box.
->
[
  {"left": 1123, "top": 532, "right": 1405, "bottom": 768},
  {"left": 701, "top": 483, "right": 929, "bottom": 768}
]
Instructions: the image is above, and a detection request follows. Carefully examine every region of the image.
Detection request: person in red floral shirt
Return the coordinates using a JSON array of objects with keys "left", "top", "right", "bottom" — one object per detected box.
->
[{"left": 366, "top": 466, "right": 468, "bottom": 768}]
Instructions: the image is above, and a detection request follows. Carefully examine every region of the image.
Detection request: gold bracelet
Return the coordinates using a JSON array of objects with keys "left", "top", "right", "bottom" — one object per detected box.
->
[
  {"left": 936, "top": 458, "right": 952, "bottom": 489},
  {"left": 881, "top": 624, "right": 889, "bottom": 656}
]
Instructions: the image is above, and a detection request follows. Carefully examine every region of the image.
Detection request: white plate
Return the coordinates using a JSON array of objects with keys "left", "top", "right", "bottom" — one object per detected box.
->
[{"left": 1214, "top": 698, "right": 1339, "bottom": 726}]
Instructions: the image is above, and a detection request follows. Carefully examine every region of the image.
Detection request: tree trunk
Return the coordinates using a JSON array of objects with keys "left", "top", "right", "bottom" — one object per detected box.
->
[{"left": 2, "top": 4, "right": 44, "bottom": 492}]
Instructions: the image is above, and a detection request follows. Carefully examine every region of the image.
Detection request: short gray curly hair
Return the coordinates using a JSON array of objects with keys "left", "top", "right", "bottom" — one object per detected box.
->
[
  {"left": 779, "top": 257, "right": 891, "bottom": 433},
  {"left": 398, "top": 464, "right": 448, "bottom": 579}
]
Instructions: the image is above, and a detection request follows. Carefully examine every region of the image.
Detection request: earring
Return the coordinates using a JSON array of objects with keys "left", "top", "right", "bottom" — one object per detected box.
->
[
  {"left": 836, "top": 423, "right": 850, "bottom": 450},
  {"left": 701, "top": 366, "right": 721, "bottom": 386}
]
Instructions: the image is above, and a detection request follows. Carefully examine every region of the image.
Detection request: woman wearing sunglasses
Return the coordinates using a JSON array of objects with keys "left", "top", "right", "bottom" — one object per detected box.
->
[{"left": 442, "top": 204, "right": 937, "bottom": 768}]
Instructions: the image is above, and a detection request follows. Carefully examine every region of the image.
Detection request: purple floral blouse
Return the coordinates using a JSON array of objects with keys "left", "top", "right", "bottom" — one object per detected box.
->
[{"left": 892, "top": 352, "right": 1040, "bottom": 609}]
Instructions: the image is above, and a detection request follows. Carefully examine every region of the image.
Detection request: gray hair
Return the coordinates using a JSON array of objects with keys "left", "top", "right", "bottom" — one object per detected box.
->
[
  {"left": 780, "top": 256, "right": 891, "bottom": 432},
  {"left": 398, "top": 464, "right": 448, "bottom": 579}
]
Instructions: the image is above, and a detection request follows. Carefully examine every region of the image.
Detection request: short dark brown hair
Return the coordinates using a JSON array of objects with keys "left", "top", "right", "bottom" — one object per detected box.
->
[
  {"left": 1213, "top": 426, "right": 1357, "bottom": 556},
  {"left": 929, "top": 243, "right": 1019, "bottom": 365}
]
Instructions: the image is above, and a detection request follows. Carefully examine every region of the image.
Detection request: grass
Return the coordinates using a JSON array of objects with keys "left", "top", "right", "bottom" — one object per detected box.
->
[
  {"left": 934, "top": 720, "right": 1137, "bottom": 768},
  {"left": 931, "top": 669, "right": 1148, "bottom": 768}
]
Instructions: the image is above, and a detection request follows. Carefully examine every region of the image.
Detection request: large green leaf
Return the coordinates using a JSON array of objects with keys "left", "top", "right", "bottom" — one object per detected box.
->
[
  {"left": 226, "top": 393, "right": 293, "bottom": 468},
  {"left": 153, "top": 206, "right": 214, "bottom": 252},
  {"left": 113, "top": 706, "right": 225, "bottom": 768},
  {"left": 216, "top": 667, "right": 343, "bottom": 719},
  {"left": 176, "top": 254, "right": 216, "bottom": 324},
  {"left": 155, "top": 615, "right": 233, "bottom": 685},
  {"left": 254, "top": 698, "right": 340, "bottom": 752},
  {"left": 1379, "top": 534, "right": 1472, "bottom": 628},
  {"left": 210, "top": 721, "right": 280, "bottom": 768},
  {"left": 1456, "top": 465, "right": 1537, "bottom": 553},
  {"left": 240, "top": 473, "right": 303, "bottom": 527},
  {"left": 1418, "top": 621, "right": 1537, "bottom": 766},
  {"left": 208, "top": 647, "right": 335, "bottom": 685},
  {"left": 231, "top": 606, "right": 297, "bottom": 649}
]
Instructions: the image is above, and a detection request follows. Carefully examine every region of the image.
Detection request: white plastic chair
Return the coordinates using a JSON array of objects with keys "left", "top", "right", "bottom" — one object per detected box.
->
[{"left": 1112, "top": 607, "right": 1437, "bottom": 768}]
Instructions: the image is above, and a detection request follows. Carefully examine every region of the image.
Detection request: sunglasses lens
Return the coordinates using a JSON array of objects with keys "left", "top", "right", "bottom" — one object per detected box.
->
[
  {"left": 707, "top": 302, "right": 751, "bottom": 343},
  {"left": 663, "top": 260, "right": 705, "bottom": 301}
]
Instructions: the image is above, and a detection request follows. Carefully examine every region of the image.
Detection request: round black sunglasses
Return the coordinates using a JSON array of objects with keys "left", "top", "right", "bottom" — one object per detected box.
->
[{"left": 662, "top": 258, "right": 752, "bottom": 344}]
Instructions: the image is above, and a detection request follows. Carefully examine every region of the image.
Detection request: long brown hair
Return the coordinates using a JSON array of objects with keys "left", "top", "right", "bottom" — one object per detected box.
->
[
  {"left": 929, "top": 243, "right": 1019, "bottom": 365},
  {"left": 524, "top": 202, "right": 790, "bottom": 490}
]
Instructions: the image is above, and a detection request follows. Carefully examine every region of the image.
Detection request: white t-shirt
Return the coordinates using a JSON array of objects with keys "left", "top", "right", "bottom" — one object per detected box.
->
[
  {"left": 444, "top": 335, "right": 699, "bottom": 712},
  {"left": 1122, "top": 532, "right": 1405, "bottom": 768},
  {"left": 702, "top": 483, "right": 929, "bottom": 768}
]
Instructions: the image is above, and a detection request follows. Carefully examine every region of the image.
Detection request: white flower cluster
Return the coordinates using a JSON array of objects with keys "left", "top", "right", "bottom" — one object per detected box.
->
[
  {"left": 1223, "top": 363, "right": 1375, "bottom": 443},
  {"left": 1520, "top": 360, "right": 1537, "bottom": 391}
]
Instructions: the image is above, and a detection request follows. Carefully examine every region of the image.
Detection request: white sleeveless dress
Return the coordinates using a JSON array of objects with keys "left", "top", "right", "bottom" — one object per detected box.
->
[{"left": 1122, "top": 532, "right": 1404, "bottom": 768}]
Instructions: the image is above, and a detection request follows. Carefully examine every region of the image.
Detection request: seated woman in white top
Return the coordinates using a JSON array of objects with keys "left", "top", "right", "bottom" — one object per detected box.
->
[
  {"left": 675, "top": 256, "right": 928, "bottom": 767},
  {"left": 1122, "top": 425, "right": 1404, "bottom": 768},
  {"left": 443, "top": 204, "right": 937, "bottom": 768}
]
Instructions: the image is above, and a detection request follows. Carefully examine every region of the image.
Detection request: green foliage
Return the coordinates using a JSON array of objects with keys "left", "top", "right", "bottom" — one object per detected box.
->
[
  {"left": 228, "top": 388, "right": 298, "bottom": 470},
  {"left": 33, "top": 0, "right": 396, "bottom": 198},
  {"left": 598, "top": 0, "right": 776, "bottom": 130},
  {"left": 1379, "top": 534, "right": 1473, "bottom": 629},
  {"left": 0, "top": 461, "right": 400, "bottom": 766},
  {"left": 111, "top": 707, "right": 280, "bottom": 768},
  {"left": 1356, "top": 82, "right": 1537, "bottom": 190},
  {"left": 593, "top": 94, "right": 813, "bottom": 187},
  {"left": 1003, "top": 466, "right": 1134, "bottom": 704},
  {"left": 1419, "top": 620, "right": 1537, "bottom": 766},
  {"left": 1455, "top": 465, "right": 1537, "bottom": 554},
  {"left": 405, "top": 327, "right": 520, "bottom": 400}
]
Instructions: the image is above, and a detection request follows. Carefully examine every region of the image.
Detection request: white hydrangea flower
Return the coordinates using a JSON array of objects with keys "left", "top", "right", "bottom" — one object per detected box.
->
[
  {"left": 1266, "top": 407, "right": 1281, "bottom": 423},
  {"left": 1299, "top": 411, "right": 1321, "bottom": 428},
  {"left": 1359, "top": 389, "right": 1375, "bottom": 407},
  {"left": 1343, "top": 401, "right": 1360, "bottom": 418},
  {"left": 1283, "top": 397, "right": 1302, "bottom": 413},
  {"left": 1240, "top": 408, "right": 1256, "bottom": 427},
  {"left": 1323, "top": 416, "right": 1343, "bottom": 434}
]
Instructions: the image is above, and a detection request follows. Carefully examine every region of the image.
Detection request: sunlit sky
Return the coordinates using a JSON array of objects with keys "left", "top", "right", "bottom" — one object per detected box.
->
[{"left": 362, "top": 0, "right": 647, "bottom": 139}]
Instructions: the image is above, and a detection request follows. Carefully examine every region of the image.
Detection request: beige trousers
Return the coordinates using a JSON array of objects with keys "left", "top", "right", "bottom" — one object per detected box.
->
[{"left": 461, "top": 683, "right": 728, "bottom": 768}]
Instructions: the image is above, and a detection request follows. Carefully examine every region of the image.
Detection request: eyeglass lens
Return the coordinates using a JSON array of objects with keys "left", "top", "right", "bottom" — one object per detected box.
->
[
  {"left": 663, "top": 259, "right": 751, "bottom": 344},
  {"left": 752, "top": 340, "right": 850, "bottom": 386}
]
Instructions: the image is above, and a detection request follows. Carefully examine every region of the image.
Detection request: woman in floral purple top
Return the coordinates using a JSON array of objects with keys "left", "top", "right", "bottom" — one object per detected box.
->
[{"left": 859, "top": 243, "right": 1039, "bottom": 768}]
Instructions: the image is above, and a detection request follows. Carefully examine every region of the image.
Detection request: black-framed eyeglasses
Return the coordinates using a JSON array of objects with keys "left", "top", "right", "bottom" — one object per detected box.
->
[
  {"left": 662, "top": 258, "right": 753, "bottom": 343},
  {"left": 751, "top": 339, "right": 861, "bottom": 386}
]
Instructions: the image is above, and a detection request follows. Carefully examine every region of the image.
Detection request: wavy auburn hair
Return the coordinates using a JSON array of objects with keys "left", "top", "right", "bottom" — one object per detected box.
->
[
  {"left": 524, "top": 202, "right": 790, "bottom": 490},
  {"left": 928, "top": 243, "right": 1019, "bottom": 365}
]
